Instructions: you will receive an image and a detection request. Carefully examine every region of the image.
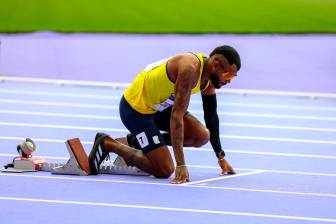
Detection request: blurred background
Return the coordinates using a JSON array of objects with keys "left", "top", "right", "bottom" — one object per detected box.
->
[{"left": 0, "top": 0, "right": 335, "bottom": 93}]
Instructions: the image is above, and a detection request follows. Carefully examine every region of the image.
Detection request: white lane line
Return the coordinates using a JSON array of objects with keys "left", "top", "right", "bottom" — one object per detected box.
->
[
  {"left": 196, "top": 101, "right": 336, "bottom": 112},
  {"left": 225, "top": 150, "right": 336, "bottom": 159},
  {"left": 190, "top": 185, "right": 336, "bottom": 198},
  {"left": 221, "top": 122, "right": 336, "bottom": 132},
  {"left": 1, "top": 148, "right": 335, "bottom": 160},
  {"left": 0, "top": 76, "right": 130, "bottom": 88},
  {"left": 0, "top": 136, "right": 83, "bottom": 143},
  {"left": 221, "top": 135, "right": 336, "bottom": 145},
  {"left": 0, "top": 109, "right": 119, "bottom": 120},
  {"left": 212, "top": 111, "right": 336, "bottom": 121},
  {"left": 2, "top": 98, "right": 336, "bottom": 121},
  {"left": 1, "top": 152, "right": 336, "bottom": 178},
  {"left": 1, "top": 197, "right": 336, "bottom": 223},
  {"left": 0, "top": 89, "right": 120, "bottom": 100},
  {"left": 1, "top": 110, "right": 335, "bottom": 132},
  {"left": 1, "top": 122, "right": 335, "bottom": 144},
  {"left": 217, "top": 87, "right": 336, "bottom": 100},
  {"left": 2, "top": 88, "right": 336, "bottom": 111},
  {"left": 0, "top": 153, "right": 68, "bottom": 160},
  {"left": 0, "top": 99, "right": 118, "bottom": 109},
  {"left": 1, "top": 173, "right": 336, "bottom": 198},
  {"left": 2, "top": 146, "right": 336, "bottom": 161},
  {"left": 2, "top": 136, "right": 336, "bottom": 159},
  {"left": 0, "top": 121, "right": 127, "bottom": 133},
  {"left": 2, "top": 75, "right": 336, "bottom": 99},
  {"left": 185, "top": 147, "right": 336, "bottom": 159},
  {"left": 183, "top": 170, "right": 265, "bottom": 186},
  {"left": 188, "top": 165, "right": 336, "bottom": 177}
]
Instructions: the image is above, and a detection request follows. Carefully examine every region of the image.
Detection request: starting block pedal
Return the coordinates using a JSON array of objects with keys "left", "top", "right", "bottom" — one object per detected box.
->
[{"left": 51, "top": 138, "right": 91, "bottom": 176}]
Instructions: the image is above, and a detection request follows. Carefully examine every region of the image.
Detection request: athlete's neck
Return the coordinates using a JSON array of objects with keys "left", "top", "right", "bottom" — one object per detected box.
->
[{"left": 200, "top": 58, "right": 210, "bottom": 89}]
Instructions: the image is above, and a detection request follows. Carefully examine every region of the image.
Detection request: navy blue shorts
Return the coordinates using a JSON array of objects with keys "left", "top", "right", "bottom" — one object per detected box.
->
[{"left": 119, "top": 96, "right": 172, "bottom": 153}]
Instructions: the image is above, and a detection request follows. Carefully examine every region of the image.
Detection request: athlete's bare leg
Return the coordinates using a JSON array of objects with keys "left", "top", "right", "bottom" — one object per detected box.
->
[
  {"left": 109, "top": 113, "right": 207, "bottom": 178},
  {"left": 103, "top": 137, "right": 174, "bottom": 178},
  {"left": 115, "top": 137, "right": 128, "bottom": 145}
]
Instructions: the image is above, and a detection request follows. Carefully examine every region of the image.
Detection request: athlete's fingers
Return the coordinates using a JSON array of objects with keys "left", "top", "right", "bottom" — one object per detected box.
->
[{"left": 219, "top": 158, "right": 236, "bottom": 175}]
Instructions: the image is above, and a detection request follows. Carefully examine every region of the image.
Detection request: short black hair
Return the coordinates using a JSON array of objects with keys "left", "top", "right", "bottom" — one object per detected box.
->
[{"left": 210, "top": 45, "right": 241, "bottom": 70}]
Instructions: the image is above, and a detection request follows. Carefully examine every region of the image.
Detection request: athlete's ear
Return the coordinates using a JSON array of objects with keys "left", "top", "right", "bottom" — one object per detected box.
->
[{"left": 212, "top": 58, "right": 221, "bottom": 70}]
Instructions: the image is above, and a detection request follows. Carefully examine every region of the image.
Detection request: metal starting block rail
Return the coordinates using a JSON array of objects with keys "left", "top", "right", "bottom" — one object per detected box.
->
[{"left": 44, "top": 161, "right": 149, "bottom": 176}]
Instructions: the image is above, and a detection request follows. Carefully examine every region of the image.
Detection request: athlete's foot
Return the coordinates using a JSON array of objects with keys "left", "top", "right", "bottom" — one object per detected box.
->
[{"left": 88, "top": 132, "right": 110, "bottom": 175}]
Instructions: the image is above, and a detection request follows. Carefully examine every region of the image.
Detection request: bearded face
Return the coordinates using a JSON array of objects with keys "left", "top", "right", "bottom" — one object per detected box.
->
[{"left": 210, "top": 73, "right": 222, "bottom": 89}]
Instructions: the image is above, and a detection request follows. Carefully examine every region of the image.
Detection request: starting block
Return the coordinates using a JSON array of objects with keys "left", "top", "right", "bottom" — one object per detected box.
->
[
  {"left": 51, "top": 138, "right": 91, "bottom": 176},
  {"left": 2, "top": 137, "right": 150, "bottom": 176},
  {"left": 46, "top": 138, "right": 149, "bottom": 176}
]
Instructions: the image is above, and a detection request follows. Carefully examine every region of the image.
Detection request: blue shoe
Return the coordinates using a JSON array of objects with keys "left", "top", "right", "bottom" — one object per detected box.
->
[{"left": 89, "top": 132, "right": 109, "bottom": 175}]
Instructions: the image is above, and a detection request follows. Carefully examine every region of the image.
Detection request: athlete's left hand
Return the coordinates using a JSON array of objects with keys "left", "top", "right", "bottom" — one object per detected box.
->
[{"left": 218, "top": 158, "right": 235, "bottom": 175}]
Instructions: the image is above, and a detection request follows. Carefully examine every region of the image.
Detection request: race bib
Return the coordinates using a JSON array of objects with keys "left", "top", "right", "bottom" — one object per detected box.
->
[{"left": 154, "top": 95, "right": 175, "bottom": 111}]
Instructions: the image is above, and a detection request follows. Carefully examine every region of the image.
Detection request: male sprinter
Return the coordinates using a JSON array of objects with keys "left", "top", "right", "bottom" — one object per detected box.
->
[{"left": 89, "top": 45, "right": 241, "bottom": 184}]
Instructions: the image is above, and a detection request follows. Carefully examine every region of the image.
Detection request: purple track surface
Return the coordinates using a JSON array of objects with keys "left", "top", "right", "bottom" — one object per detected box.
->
[{"left": 0, "top": 81, "right": 336, "bottom": 224}]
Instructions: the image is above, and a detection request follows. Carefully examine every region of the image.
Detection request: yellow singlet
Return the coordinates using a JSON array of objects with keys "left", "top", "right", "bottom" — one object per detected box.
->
[{"left": 123, "top": 53, "right": 209, "bottom": 114}]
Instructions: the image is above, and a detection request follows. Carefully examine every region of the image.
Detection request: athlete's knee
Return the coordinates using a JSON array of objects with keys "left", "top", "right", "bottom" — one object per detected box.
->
[
  {"left": 154, "top": 164, "right": 175, "bottom": 178},
  {"left": 192, "top": 128, "right": 210, "bottom": 147},
  {"left": 145, "top": 146, "right": 174, "bottom": 178}
]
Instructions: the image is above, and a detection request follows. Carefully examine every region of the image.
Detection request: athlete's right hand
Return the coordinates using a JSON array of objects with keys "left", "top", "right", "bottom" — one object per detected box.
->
[{"left": 171, "top": 165, "right": 190, "bottom": 184}]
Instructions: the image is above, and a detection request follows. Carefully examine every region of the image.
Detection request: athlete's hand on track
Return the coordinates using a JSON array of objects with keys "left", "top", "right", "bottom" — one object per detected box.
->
[
  {"left": 218, "top": 158, "right": 236, "bottom": 175},
  {"left": 171, "top": 165, "right": 190, "bottom": 184}
]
